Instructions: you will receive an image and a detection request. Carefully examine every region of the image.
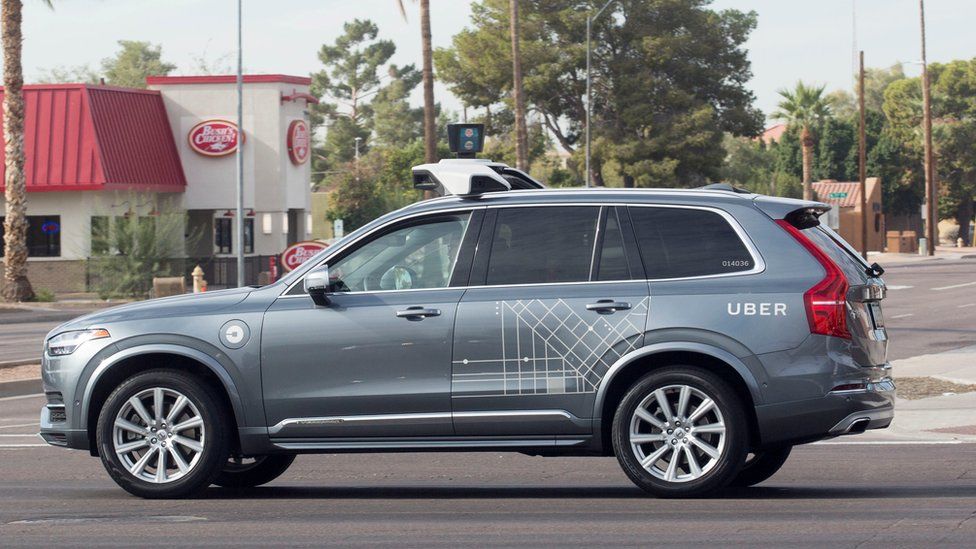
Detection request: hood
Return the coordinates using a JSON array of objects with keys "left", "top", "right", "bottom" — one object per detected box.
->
[{"left": 48, "top": 287, "right": 253, "bottom": 336}]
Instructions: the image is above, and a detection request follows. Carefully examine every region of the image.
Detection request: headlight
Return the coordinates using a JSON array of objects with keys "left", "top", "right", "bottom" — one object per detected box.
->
[{"left": 46, "top": 329, "right": 111, "bottom": 356}]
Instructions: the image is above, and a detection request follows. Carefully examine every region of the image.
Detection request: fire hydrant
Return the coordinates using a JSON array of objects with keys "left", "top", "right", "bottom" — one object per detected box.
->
[{"left": 192, "top": 265, "right": 207, "bottom": 293}]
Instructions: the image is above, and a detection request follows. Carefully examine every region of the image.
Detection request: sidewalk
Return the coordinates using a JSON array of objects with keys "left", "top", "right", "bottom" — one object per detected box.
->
[
  {"left": 0, "top": 293, "right": 127, "bottom": 325},
  {"left": 868, "top": 245, "right": 976, "bottom": 267},
  {"left": 855, "top": 345, "right": 976, "bottom": 443}
]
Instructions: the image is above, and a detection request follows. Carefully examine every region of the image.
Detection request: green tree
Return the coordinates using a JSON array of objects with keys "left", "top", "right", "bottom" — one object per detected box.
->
[
  {"left": 883, "top": 59, "right": 976, "bottom": 242},
  {"left": 89, "top": 209, "right": 188, "bottom": 298},
  {"left": 437, "top": 0, "right": 762, "bottom": 186},
  {"left": 101, "top": 40, "right": 175, "bottom": 88},
  {"left": 771, "top": 81, "right": 832, "bottom": 200},
  {"left": 311, "top": 19, "right": 396, "bottom": 170},
  {"left": 371, "top": 65, "right": 424, "bottom": 149}
]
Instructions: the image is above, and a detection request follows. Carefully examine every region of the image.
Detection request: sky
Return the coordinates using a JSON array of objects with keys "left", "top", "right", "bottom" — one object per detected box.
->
[{"left": 12, "top": 0, "right": 976, "bottom": 127}]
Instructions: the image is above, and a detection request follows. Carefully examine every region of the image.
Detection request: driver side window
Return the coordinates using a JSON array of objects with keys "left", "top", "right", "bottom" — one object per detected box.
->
[{"left": 323, "top": 213, "right": 471, "bottom": 293}]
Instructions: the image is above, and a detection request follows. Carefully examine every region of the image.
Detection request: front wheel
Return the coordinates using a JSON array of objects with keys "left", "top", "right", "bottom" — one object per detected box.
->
[
  {"left": 213, "top": 454, "right": 296, "bottom": 488},
  {"left": 96, "top": 369, "right": 230, "bottom": 499},
  {"left": 611, "top": 366, "right": 748, "bottom": 498}
]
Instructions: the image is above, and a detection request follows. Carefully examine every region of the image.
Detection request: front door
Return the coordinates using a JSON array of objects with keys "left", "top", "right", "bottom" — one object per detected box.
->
[
  {"left": 262, "top": 210, "right": 477, "bottom": 438},
  {"left": 452, "top": 206, "right": 649, "bottom": 435}
]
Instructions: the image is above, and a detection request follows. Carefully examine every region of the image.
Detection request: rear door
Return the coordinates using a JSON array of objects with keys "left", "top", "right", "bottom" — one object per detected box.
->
[
  {"left": 802, "top": 225, "right": 888, "bottom": 366},
  {"left": 451, "top": 205, "right": 649, "bottom": 436}
]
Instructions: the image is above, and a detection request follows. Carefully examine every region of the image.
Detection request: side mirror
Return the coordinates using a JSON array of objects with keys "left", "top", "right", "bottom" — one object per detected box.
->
[{"left": 303, "top": 264, "right": 331, "bottom": 307}]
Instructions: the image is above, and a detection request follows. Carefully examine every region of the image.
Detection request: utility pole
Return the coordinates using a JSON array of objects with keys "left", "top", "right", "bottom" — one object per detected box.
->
[
  {"left": 858, "top": 50, "right": 868, "bottom": 260},
  {"left": 919, "top": 0, "right": 936, "bottom": 256},
  {"left": 235, "top": 0, "right": 245, "bottom": 287},
  {"left": 510, "top": 0, "right": 529, "bottom": 171},
  {"left": 585, "top": 0, "right": 615, "bottom": 188}
]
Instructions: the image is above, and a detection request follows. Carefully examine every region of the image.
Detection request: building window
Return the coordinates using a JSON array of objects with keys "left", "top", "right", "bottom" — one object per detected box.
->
[
  {"left": 244, "top": 218, "right": 254, "bottom": 254},
  {"left": 214, "top": 217, "right": 254, "bottom": 255},
  {"left": 0, "top": 215, "right": 62, "bottom": 258},
  {"left": 262, "top": 213, "right": 272, "bottom": 235},
  {"left": 215, "top": 217, "right": 232, "bottom": 254}
]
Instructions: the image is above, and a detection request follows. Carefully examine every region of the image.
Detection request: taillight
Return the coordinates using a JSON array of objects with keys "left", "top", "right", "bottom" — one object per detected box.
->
[{"left": 775, "top": 220, "right": 851, "bottom": 339}]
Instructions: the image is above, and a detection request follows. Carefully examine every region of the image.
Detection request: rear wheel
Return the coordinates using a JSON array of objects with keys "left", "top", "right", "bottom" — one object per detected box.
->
[
  {"left": 213, "top": 454, "right": 296, "bottom": 488},
  {"left": 729, "top": 446, "right": 792, "bottom": 487},
  {"left": 612, "top": 366, "right": 748, "bottom": 498},
  {"left": 96, "top": 369, "right": 230, "bottom": 499}
]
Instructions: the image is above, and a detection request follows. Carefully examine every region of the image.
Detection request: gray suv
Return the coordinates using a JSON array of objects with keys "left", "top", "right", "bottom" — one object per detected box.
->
[{"left": 39, "top": 167, "right": 893, "bottom": 498}]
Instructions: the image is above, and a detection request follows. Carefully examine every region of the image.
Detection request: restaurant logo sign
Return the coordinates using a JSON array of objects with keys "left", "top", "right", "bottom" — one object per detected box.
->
[
  {"left": 287, "top": 120, "right": 310, "bottom": 165},
  {"left": 188, "top": 119, "right": 242, "bottom": 157},
  {"left": 281, "top": 240, "right": 328, "bottom": 272}
]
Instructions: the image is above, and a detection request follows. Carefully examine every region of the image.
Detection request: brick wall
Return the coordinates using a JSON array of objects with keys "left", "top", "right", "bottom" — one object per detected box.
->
[{"left": 0, "top": 260, "right": 88, "bottom": 294}]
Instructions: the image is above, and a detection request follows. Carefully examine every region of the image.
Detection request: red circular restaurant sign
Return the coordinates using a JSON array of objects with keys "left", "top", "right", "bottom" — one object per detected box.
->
[
  {"left": 188, "top": 119, "right": 242, "bottom": 157},
  {"left": 280, "top": 240, "right": 328, "bottom": 272},
  {"left": 287, "top": 120, "right": 310, "bottom": 165}
]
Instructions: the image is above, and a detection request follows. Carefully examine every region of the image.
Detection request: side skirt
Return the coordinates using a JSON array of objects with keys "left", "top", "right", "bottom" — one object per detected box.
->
[{"left": 266, "top": 435, "right": 595, "bottom": 454}]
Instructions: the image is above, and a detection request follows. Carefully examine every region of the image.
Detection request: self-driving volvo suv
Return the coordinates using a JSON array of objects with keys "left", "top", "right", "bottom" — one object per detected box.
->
[{"left": 39, "top": 159, "right": 893, "bottom": 498}]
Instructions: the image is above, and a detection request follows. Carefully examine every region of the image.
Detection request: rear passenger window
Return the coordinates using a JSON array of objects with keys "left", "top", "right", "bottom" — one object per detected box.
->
[
  {"left": 629, "top": 206, "right": 754, "bottom": 279},
  {"left": 486, "top": 207, "right": 598, "bottom": 285}
]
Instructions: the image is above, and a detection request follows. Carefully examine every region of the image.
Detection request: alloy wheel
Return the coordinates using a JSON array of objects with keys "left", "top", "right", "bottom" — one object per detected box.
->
[
  {"left": 112, "top": 387, "right": 206, "bottom": 484},
  {"left": 628, "top": 384, "right": 727, "bottom": 483}
]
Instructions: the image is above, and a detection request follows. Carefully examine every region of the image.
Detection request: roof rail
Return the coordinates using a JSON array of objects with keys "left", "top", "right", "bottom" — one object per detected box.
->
[{"left": 698, "top": 182, "right": 753, "bottom": 194}]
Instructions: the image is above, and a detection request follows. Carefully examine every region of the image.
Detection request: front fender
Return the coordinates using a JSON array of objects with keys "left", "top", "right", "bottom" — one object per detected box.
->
[
  {"left": 592, "top": 341, "right": 766, "bottom": 421},
  {"left": 76, "top": 342, "right": 248, "bottom": 431}
]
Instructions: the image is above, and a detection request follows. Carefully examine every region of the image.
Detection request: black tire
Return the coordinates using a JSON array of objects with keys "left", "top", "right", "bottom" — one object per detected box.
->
[
  {"left": 729, "top": 446, "right": 792, "bottom": 487},
  {"left": 213, "top": 455, "right": 296, "bottom": 489},
  {"left": 611, "top": 366, "right": 749, "bottom": 498},
  {"left": 96, "top": 369, "right": 231, "bottom": 499}
]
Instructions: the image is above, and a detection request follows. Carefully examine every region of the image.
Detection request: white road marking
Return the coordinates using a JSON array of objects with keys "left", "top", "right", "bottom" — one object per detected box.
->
[
  {"left": 814, "top": 440, "right": 970, "bottom": 445},
  {"left": 0, "top": 423, "right": 39, "bottom": 430},
  {"left": 885, "top": 285, "right": 914, "bottom": 290},
  {"left": 931, "top": 281, "right": 976, "bottom": 291},
  {"left": 957, "top": 303, "right": 976, "bottom": 309},
  {"left": 0, "top": 434, "right": 41, "bottom": 438},
  {"left": 0, "top": 444, "right": 48, "bottom": 448},
  {"left": 890, "top": 313, "right": 914, "bottom": 319}
]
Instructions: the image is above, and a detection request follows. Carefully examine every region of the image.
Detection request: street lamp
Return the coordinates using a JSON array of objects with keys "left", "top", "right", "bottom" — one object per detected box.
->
[{"left": 585, "top": 0, "right": 616, "bottom": 188}]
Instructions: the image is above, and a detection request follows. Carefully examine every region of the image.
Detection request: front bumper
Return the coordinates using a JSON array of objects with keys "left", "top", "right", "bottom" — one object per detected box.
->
[{"left": 755, "top": 374, "right": 895, "bottom": 447}]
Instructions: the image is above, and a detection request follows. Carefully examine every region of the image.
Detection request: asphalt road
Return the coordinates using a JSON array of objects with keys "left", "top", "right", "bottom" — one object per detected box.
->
[
  {"left": 2, "top": 258, "right": 974, "bottom": 364},
  {"left": 0, "top": 396, "right": 973, "bottom": 547},
  {"left": 879, "top": 258, "right": 976, "bottom": 359}
]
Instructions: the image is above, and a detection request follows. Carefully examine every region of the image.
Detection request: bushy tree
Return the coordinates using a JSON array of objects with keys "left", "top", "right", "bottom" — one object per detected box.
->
[
  {"left": 101, "top": 41, "right": 175, "bottom": 88},
  {"left": 89, "top": 209, "right": 187, "bottom": 298},
  {"left": 436, "top": 0, "right": 762, "bottom": 186}
]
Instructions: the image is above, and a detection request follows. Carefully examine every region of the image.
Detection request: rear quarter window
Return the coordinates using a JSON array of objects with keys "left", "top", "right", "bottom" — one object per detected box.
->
[
  {"left": 802, "top": 226, "right": 869, "bottom": 283},
  {"left": 629, "top": 206, "right": 755, "bottom": 279}
]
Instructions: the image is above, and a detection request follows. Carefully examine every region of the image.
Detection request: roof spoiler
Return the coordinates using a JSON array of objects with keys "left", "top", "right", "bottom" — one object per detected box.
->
[{"left": 753, "top": 195, "right": 831, "bottom": 229}]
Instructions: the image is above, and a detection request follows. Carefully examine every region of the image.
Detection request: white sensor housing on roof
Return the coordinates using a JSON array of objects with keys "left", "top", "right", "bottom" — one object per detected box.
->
[{"left": 412, "top": 159, "right": 512, "bottom": 197}]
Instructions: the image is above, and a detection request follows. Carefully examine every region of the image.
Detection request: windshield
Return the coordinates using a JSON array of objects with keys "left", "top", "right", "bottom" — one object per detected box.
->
[{"left": 802, "top": 226, "right": 870, "bottom": 283}]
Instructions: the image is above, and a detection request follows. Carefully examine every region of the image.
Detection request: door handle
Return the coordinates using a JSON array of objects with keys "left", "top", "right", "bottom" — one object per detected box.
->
[
  {"left": 395, "top": 306, "right": 442, "bottom": 320},
  {"left": 586, "top": 300, "right": 631, "bottom": 314}
]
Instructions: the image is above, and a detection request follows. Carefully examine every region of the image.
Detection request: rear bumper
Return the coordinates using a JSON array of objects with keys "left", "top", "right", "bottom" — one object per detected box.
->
[{"left": 755, "top": 376, "right": 895, "bottom": 447}]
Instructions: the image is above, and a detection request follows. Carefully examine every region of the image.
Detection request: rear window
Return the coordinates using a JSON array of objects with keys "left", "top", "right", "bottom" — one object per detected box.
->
[
  {"left": 629, "top": 206, "right": 755, "bottom": 279},
  {"left": 802, "top": 226, "right": 868, "bottom": 282}
]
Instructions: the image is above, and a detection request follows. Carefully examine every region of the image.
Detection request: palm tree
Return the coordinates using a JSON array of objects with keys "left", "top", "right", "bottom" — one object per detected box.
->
[
  {"left": 772, "top": 81, "right": 831, "bottom": 201},
  {"left": 509, "top": 0, "right": 528, "bottom": 171},
  {"left": 396, "top": 0, "right": 436, "bottom": 166},
  {"left": 2, "top": 0, "right": 50, "bottom": 302}
]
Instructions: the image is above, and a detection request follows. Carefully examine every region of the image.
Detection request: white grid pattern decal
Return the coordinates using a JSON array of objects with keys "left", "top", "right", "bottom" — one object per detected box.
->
[{"left": 453, "top": 297, "right": 649, "bottom": 396}]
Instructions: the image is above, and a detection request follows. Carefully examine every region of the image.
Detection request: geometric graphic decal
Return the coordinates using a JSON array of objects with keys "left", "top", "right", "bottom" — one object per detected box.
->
[{"left": 452, "top": 297, "right": 649, "bottom": 397}]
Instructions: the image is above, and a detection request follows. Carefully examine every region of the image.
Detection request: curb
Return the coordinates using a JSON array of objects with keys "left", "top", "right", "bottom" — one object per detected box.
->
[
  {"left": 0, "top": 311, "right": 87, "bottom": 326},
  {"left": 0, "top": 378, "right": 41, "bottom": 398}
]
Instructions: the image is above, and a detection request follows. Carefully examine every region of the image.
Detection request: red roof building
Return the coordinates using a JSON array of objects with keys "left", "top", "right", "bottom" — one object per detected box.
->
[
  {"left": 0, "top": 84, "right": 186, "bottom": 192},
  {"left": 0, "top": 75, "right": 313, "bottom": 292}
]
